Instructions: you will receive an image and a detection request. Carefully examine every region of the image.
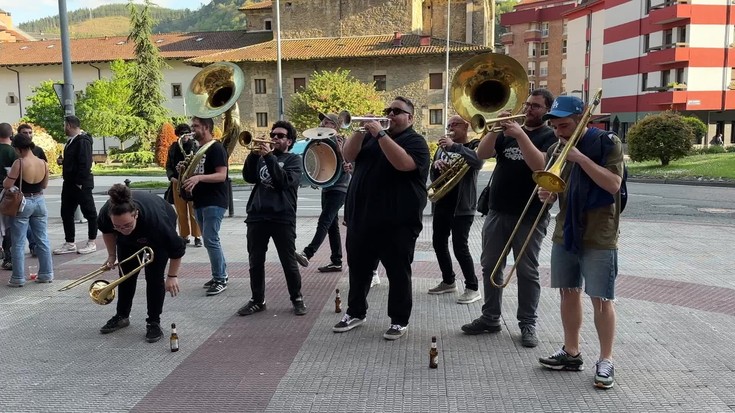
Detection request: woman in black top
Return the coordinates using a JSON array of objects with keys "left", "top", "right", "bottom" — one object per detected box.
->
[
  {"left": 3, "top": 133, "right": 53, "bottom": 287},
  {"left": 96, "top": 184, "right": 186, "bottom": 343}
]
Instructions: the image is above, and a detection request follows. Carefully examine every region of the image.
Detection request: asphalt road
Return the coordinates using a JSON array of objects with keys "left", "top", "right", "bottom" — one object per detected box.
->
[{"left": 43, "top": 173, "right": 735, "bottom": 226}]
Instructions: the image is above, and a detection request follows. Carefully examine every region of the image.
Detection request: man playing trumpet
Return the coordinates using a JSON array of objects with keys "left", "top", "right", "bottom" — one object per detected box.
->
[{"left": 427, "top": 115, "right": 484, "bottom": 304}]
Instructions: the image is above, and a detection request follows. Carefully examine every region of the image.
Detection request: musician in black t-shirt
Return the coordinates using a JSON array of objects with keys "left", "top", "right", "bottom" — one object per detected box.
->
[
  {"left": 332, "top": 96, "right": 430, "bottom": 341},
  {"left": 461, "top": 89, "right": 557, "bottom": 349},
  {"left": 96, "top": 184, "right": 185, "bottom": 343}
]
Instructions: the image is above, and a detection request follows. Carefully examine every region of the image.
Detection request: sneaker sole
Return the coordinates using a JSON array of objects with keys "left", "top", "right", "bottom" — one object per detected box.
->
[
  {"left": 146, "top": 334, "right": 163, "bottom": 343},
  {"left": 461, "top": 324, "right": 502, "bottom": 335},
  {"left": 77, "top": 250, "right": 96, "bottom": 255},
  {"left": 383, "top": 330, "right": 407, "bottom": 340},
  {"left": 100, "top": 323, "right": 130, "bottom": 334},
  {"left": 317, "top": 268, "right": 342, "bottom": 273},
  {"left": 539, "top": 362, "right": 584, "bottom": 371},
  {"left": 53, "top": 250, "right": 77, "bottom": 255},
  {"left": 428, "top": 288, "right": 457, "bottom": 295},
  {"left": 332, "top": 318, "right": 365, "bottom": 333},
  {"left": 457, "top": 295, "right": 482, "bottom": 304},
  {"left": 594, "top": 380, "right": 614, "bottom": 389}
]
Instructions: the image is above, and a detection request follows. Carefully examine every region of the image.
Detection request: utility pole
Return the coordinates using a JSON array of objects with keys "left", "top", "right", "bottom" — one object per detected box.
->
[
  {"left": 275, "top": 0, "right": 284, "bottom": 120},
  {"left": 59, "top": 0, "right": 75, "bottom": 116}
]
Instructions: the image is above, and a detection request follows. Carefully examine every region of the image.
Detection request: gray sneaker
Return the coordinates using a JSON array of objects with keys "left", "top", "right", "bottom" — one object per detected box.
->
[
  {"left": 428, "top": 281, "right": 457, "bottom": 295},
  {"left": 333, "top": 314, "right": 365, "bottom": 333},
  {"left": 594, "top": 359, "right": 615, "bottom": 389},
  {"left": 77, "top": 240, "right": 97, "bottom": 255},
  {"left": 457, "top": 289, "right": 481, "bottom": 304},
  {"left": 539, "top": 347, "right": 584, "bottom": 371},
  {"left": 520, "top": 325, "right": 539, "bottom": 347}
]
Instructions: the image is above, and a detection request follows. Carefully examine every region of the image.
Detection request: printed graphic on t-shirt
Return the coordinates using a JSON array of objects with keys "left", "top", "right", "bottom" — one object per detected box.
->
[
  {"left": 193, "top": 154, "right": 206, "bottom": 175},
  {"left": 503, "top": 147, "right": 524, "bottom": 161},
  {"left": 439, "top": 149, "right": 461, "bottom": 164}
]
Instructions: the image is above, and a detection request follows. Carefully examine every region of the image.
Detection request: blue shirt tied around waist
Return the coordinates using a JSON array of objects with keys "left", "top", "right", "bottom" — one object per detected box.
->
[{"left": 563, "top": 127, "right": 616, "bottom": 254}]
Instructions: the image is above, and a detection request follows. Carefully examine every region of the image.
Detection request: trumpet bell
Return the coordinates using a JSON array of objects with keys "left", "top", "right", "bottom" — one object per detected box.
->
[
  {"left": 89, "top": 280, "right": 115, "bottom": 305},
  {"left": 451, "top": 53, "right": 528, "bottom": 129},
  {"left": 303, "top": 127, "right": 338, "bottom": 140},
  {"left": 238, "top": 131, "right": 253, "bottom": 147},
  {"left": 186, "top": 62, "right": 245, "bottom": 119}
]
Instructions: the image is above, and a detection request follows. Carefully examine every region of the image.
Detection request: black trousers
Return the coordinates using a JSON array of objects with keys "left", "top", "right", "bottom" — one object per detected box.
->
[
  {"left": 115, "top": 245, "right": 167, "bottom": 324},
  {"left": 246, "top": 221, "right": 303, "bottom": 304},
  {"left": 346, "top": 225, "right": 418, "bottom": 326},
  {"left": 60, "top": 182, "right": 98, "bottom": 242},
  {"left": 432, "top": 205, "right": 478, "bottom": 290},
  {"left": 303, "top": 190, "right": 345, "bottom": 265}
]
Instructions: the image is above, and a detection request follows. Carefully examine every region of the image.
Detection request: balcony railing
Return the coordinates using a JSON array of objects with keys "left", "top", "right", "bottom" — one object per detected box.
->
[{"left": 649, "top": 0, "right": 691, "bottom": 24}]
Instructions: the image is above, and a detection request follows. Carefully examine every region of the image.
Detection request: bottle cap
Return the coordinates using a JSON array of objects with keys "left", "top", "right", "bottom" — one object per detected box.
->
[
  {"left": 431, "top": 336, "right": 437, "bottom": 341},
  {"left": 171, "top": 323, "right": 176, "bottom": 328},
  {"left": 336, "top": 288, "right": 340, "bottom": 293}
]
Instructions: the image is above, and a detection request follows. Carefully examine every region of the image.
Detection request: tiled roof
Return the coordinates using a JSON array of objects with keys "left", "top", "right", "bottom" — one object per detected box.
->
[
  {"left": 187, "top": 34, "right": 491, "bottom": 65},
  {"left": 239, "top": 1, "right": 272, "bottom": 11},
  {"left": 0, "top": 30, "right": 273, "bottom": 66}
]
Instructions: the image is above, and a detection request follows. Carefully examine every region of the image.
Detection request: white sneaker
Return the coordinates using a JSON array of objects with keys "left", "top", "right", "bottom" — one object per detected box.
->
[
  {"left": 457, "top": 289, "right": 482, "bottom": 304},
  {"left": 370, "top": 269, "right": 381, "bottom": 287},
  {"left": 77, "top": 240, "right": 97, "bottom": 255},
  {"left": 53, "top": 242, "right": 77, "bottom": 255}
]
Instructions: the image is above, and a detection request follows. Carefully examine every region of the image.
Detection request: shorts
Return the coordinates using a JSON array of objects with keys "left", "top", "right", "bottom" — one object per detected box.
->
[{"left": 550, "top": 243, "right": 618, "bottom": 300}]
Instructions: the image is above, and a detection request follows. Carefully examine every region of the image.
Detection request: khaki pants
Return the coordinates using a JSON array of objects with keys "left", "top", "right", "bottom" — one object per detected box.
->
[{"left": 172, "top": 183, "right": 201, "bottom": 238}]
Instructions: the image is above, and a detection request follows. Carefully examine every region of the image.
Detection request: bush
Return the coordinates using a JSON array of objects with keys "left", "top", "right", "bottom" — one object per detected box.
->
[
  {"left": 428, "top": 140, "right": 439, "bottom": 162},
  {"left": 681, "top": 116, "right": 707, "bottom": 144},
  {"left": 109, "top": 150, "right": 155, "bottom": 166},
  {"left": 155, "top": 122, "right": 176, "bottom": 167},
  {"left": 727, "top": 145, "right": 735, "bottom": 153},
  {"left": 690, "top": 145, "right": 727, "bottom": 155},
  {"left": 12, "top": 123, "right": 62, "bottom": 174},
  {"left": 627, "top": 111, "right": 693, "bottom": 166}
]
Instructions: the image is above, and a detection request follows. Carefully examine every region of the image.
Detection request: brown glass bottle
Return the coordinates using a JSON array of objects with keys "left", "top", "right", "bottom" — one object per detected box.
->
[
  {"left": 429, "top": 336, "right": 438, "bottom": 368},
  {"left": 335, "top": 289, "right": 342, "bottom": 313},
  {"left": 170, "top": 323, "right": 179, "bottom": 352}
]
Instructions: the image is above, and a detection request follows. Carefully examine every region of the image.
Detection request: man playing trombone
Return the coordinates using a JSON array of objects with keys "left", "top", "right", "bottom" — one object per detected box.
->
[
  {"left": 461, "top": 89, "right": 557, "bottom": 348},
  {"left": 97, "top": 184, "right": 185, "bottom": 343},
  {"left": 427, "top": 115, "right": 484, "bottom": 304}
]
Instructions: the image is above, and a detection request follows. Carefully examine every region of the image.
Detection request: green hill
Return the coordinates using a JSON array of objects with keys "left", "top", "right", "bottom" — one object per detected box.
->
[{"left": 18, "top": 0, "right": 249, "bottom": 38}]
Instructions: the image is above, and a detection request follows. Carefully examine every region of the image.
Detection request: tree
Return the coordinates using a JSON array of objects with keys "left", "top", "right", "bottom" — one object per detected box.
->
[
  {"left": 627, "top": 111, "right": 693, "bottom": 166},
  {"left": 287, "top": 69, "right": 385, "bottom": 133},
  {"left": 22, "top": 81, "right": 66, "bottom": 141},
  {"left": 76, "top": 60, "right": 147, "bottom": 144},
  {"left": 495, "top": 0, "right": 519, "bottom": 46},
  {"left": 127, "top": 0, "right": 169, "bottom": 150},
  {"left": 155, "top": 122, "right": 177, "bottom": 167},
  {"left": 681, "top": 115, "right": 707, "bottom": 144}
]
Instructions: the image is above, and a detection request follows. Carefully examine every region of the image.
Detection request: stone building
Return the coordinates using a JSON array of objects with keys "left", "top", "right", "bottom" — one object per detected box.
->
[
  {"left": 187, "top": 32, "right": 491, "bottom": 138},
  {"left": 0, "top": 9, "right": 34, "bottom": 42}
]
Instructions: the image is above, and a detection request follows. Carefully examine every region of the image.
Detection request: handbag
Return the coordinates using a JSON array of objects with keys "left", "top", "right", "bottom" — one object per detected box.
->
[
  {"left": 0, "top": 159, "right": 24, "bottom": 217},
  {"left": 476, "top": 171, "right": 493, "bottom": 217}
]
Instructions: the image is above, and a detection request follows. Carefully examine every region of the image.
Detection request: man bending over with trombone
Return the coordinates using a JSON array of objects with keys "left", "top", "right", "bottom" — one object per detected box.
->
[
  {"left": 535, "top": 94, "right": 624, "bottom": 389},
  {"left": 461, "top": 89, "right": 556, "bottom": 349},
  {"left": 96, "top": 184, "right": 185, "bottom": 343}
]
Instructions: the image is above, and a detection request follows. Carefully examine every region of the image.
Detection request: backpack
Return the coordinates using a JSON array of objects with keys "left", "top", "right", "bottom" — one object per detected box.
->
[{"left": 595, "top": 129, "right": 628, "bottom": 213}]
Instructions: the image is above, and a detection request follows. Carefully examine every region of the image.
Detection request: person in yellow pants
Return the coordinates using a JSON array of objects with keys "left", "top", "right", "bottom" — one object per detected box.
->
[{"left": 166, "top": 124, "right": 202, "bottom": 247}]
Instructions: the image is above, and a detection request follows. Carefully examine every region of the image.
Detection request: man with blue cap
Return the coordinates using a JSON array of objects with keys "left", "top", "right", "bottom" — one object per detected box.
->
[{"left": 535, "top": 95, "right": 625, "bottom": 390}]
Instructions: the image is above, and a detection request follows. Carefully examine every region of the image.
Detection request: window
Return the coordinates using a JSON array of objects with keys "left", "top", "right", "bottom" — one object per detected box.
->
[
  {"left": 562, "top": 60, "right": 566, "bottom": 75},
  {"left": 429, "top": 73, "right": 443, "bottom": 90},
  {"left": 662, "top": 70, "right": 671, "bottom": 87},
  {"left": 676, "top": 68, "right": 685, "bottom": 84},
  {"left": 678, "top": 26, "right": 686, "bottom": 43},
  {"left": 529, "top": 81, "right": 535, "bottom": 90},
  {"left": 254, "top": 79, "right": 267, "bottom": 94},
  {"left": 642, "top": 73, "right": 648, "bottom": 91},
  {"left": 374, "top": 75, "right": 386, "bottom": 91},
  {"left": 540, "top": 66, "right": 548, "bottom": 77},
  {"left": 539, "top": 81, "right": 548, "bottom": 89},
  {"left": 429, "top": 109, "right": 443, "bottom": 125},
  {"left": 256, "top": 112, "right": 268, "bottom": 127},
  {"left": 6, "top": 93, "right": 17, "bottom": 105},
  {"left": 562, "top": 22, "right": 568, "bottom": 35},
  {"left": 586, "top": 40, "right": 590, "bottom": 53},
  {"left": 264, "top": 19, "right": 272, "bottom": 31},
  {"left": 644, "top": 34, "right": 650, "bottom": 52},
  {"left": 293, "top": 77, "right": 306, "bottom": 92},
  {"left": 171, "top": 83, "right": 182, "bottom": 98},
  {"left": 645, "top": 0, "right": 652, "bottom": 14},
  {"left": 541, "top": 23, "right": 549, "bottom": 37},
  {"left": 528, "top": 43, "right": 537, "bottom": 57},
  {"left": 540, "top": 42, "right": 549, "bottom": 56},
  {"left": 664, "top": 29, "right": 673, "bottom": 46},
  {"left": 562, "top": 40, "right": 567, "bottom": 54},
  {"left": 528, "top": 68, "right": 536, "bottom": 76}
]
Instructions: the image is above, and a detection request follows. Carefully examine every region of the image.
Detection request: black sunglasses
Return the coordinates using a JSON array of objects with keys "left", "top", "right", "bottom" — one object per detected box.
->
[
  {"left": 383, "top": 107, "right": 411, "bottom": 116},
  {"left": 269, "top": 132, "right": 288, "bottom": 139}
]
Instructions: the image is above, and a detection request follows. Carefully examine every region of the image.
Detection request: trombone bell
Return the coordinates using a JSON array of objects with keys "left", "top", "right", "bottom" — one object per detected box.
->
[{"left": 532, "top": 170, "right": 566, "bottom": 193}]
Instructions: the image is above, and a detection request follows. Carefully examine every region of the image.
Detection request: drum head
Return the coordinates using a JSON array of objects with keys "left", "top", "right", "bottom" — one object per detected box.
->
[{"left": 302, "top": 139, "right": 342, "bottom": 187}]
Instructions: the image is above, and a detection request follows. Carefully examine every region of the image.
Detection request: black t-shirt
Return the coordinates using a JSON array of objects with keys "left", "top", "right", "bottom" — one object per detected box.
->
[
  {"left": 345, "top": 127, "right": 430, "bottom": 235},
  {"left": 97, "top": 191, "right": 186, "bottom": 259},
  {"left": 190, "top": 141, "right": 228, "bottom": 209},
  {"left": 488, "top": 125, "right": 557, "bottom": 218}
]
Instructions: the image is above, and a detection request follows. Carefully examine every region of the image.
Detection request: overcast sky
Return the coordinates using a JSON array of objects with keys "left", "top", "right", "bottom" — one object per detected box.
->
[{"left": 0, "top": 0, "right": 211, "bottom": 25}]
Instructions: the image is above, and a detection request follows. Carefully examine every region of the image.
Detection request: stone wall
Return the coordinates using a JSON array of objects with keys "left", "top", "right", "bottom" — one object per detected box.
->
[{"left": 422, "top": 0, "right": 488, "bottom": 45}]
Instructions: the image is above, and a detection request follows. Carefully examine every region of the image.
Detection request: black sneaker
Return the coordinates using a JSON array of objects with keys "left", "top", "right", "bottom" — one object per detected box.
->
[
  {"left": 205, "top": 281, "right": 227, "bottom": 296},
  {"left": 383, "top": 324, "right": 408, "bottom": 340},
  {"left": 293, "top": 300, "right": 307, "bottom": 316},
  {"left": 539, "top": 347, "right": 585, "bottom": 371},
  {"left": 183, "top": 237, "right": 191, "bottom": 245},
  {"left": 203, "top": 278, "right": 227, "bottom": 289},
  {"left": 520, "top": 325, "right": 539, "bottom": 348},
  {"left": 146, "top": 322, "right": 163, "bottom": 343},
  {"left": 333, "top": 314, "right": 365, "bottom": 332},
  {"left": 194, "top": 237, "right": 203, "bottom": 247},
  {"left": 317, "top": 263, "right": 342, "bottom": 273},
  {"left": 1, "top": 261, "right": 12, "bottom": 270},
  {"left": 461, "top": 318, "right": 502, "bottom": 335},
  {"left": 100, "top": 315, "right": 130, "bottom": 334},
  {"left": 594, "top": 359, "right": 615, "bottom": 389},
  {"left": 237, "top": 300, "right": 266, "bottom": 316},
  {"left": 294, "top": 250, "right": 309, "bottom": 267}
]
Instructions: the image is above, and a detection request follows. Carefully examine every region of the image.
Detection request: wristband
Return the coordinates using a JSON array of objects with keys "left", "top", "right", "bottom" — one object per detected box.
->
[{"left": 167, "top": 275, "right": 178, "bottom": 278}]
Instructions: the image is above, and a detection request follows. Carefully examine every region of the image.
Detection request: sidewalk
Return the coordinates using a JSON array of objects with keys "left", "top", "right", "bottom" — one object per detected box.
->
[{"left": 1, "top": 214, "right": 734, "bottom": 412}]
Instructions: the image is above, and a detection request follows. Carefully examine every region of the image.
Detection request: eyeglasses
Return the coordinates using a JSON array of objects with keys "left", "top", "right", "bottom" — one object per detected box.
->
[
  {"left": 447, "top": 122, "right": 465, "bottom": 128},
  {"left": 112, "top": 213, "right": 137, "bottom": 231},
  {"left": 269, "top": 132, "right": 288, "bottom": 139},
  {"left": 383, "top": 107, "right": 411, "bottom": 116},
  {"left": 521, "top": 103, "right": 547, "bottom": 111}
]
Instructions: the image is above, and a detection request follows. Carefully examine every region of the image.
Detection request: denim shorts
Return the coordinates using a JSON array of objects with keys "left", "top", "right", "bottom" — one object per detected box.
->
[{"left": 550, "top": 243, "right": 618, "bottom": 300}]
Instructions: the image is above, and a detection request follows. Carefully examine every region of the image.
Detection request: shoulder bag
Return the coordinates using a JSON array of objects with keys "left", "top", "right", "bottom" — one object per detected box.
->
[{"left": 0, "top": 159, "right": 25, "bottom": 216}]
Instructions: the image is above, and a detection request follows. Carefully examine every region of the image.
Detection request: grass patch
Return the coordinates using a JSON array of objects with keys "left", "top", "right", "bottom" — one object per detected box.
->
[
  {"left": 93, "top": 164, "right": 244, "bottom": 176},
  {"left": 129, "top": 178, "right": 246, "bottom": 189},
  {"left": 627, "top": 153, "right": 735, "bottom": 180}
]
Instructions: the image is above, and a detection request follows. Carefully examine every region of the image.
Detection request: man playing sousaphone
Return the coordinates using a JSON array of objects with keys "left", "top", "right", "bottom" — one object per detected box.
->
[
  {"left": 295, "top": 113, "right": 352, "bottom": 272},
  {"left": 427, "top": 115, "right": 484, "bottom": 304}
]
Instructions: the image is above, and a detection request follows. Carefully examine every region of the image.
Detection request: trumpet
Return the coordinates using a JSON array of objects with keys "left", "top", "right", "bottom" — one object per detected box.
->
[
  {"left": 239, "top": 131, "right": 273, "bottom": 152},
  {"left": 59, "top": 246, "right": 155, "bottom": 305},
  {"left": 337, "top": 110, "right": 391, "bottom": 132},
  {"left": 471, "top": 113, "right": 526, "bottom": 134}
]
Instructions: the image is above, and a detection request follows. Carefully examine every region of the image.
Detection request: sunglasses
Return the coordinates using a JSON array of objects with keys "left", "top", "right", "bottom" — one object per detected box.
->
[
  {"left": 383, "top": 107, "right": 411, "bottom": 116},
  {"left": 269, "top": 132, "right": 288, "bottom": 139},
  {"left": 521, "top": 103, "right": 547, "bottom": 111}
]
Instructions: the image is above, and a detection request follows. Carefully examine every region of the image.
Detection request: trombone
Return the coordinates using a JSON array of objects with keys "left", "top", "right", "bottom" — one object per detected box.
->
[
  {"left": 337, "top": 110, "right": 391, "bottom": 132},
  {"left": 59, "top": 246, "right": 155, "bottom": 305},
  {"left": 489, "top": 89, "right": 602, "bottom": 288}
]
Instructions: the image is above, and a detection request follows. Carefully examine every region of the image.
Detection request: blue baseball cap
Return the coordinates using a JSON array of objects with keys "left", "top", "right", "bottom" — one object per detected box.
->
[{"left": 543, "top": 96, "right": 584, "bottom": 120}]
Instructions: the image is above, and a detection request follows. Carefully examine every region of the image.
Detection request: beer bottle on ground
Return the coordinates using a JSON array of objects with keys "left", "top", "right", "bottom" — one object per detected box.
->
[
  {"left": 335, "top": 289, "right": 342, "bottom": 313},
  {"left": 170, "top": 323, "right": 179, "bottom": 352},
  {"left": 429, "top": 336, "right": 438, "bottom": 369}
]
